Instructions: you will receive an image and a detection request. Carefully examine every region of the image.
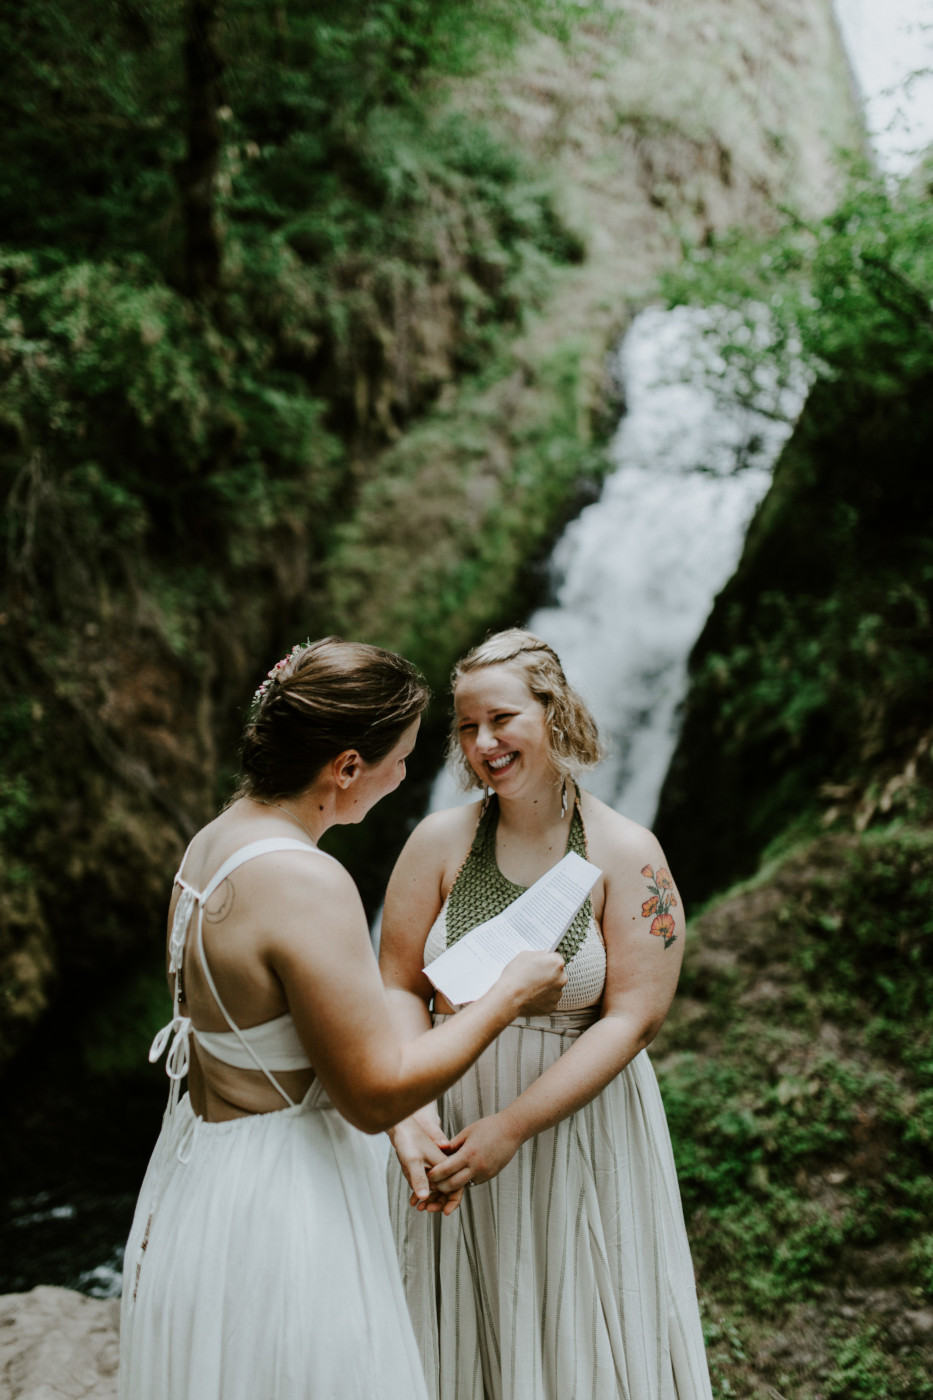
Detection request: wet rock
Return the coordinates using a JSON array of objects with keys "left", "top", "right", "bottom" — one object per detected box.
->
[
  {"left": 0, "top": 1287, "right": 118, "bottom": 1399},
  {"left": 904, "top": 1308, "right": 933, "bottom": 1339},
  {"left": 759, "top": 1330, "right": 792, "bottom": 1359}
]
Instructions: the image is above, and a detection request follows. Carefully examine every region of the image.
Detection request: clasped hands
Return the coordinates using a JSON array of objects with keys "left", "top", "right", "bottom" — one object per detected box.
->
[{"left": 389, "top": 1105, "right": 520, "bottom": 1215}]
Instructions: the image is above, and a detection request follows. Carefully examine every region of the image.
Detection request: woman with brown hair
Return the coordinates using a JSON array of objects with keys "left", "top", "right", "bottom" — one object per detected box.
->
[
  {"left": 118, "top": 636, "right": 565, "bottom": 1400},
  {"left": 381, "top": 629, "right": 712, "bottom": 1400}
]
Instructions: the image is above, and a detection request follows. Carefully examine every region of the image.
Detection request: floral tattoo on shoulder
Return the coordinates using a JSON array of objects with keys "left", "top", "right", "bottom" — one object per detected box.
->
[{"left": 640, "top": 865, "right": 678, "bottom": 949}]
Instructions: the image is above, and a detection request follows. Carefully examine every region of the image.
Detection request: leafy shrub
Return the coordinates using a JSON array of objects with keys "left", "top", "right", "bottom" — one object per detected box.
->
[
  {"left": 660, "top": 829, "right": 933, "bottom": 1317},
  {"left": 823, "top": 1327, "right": 933, "bottom": 1400},
  {"left": 663, "top": 164, "right": 933, "bottom": 405}
]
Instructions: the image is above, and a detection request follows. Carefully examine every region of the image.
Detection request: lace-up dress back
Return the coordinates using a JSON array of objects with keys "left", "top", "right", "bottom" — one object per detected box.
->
[{"left": 119, "top": 837, "right": 429, "bottom": 1400}]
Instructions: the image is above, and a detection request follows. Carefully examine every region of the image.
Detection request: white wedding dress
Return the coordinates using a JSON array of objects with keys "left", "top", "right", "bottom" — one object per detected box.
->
[{"left": 119, "top": 837, "right": 429, "bottom": 1400}]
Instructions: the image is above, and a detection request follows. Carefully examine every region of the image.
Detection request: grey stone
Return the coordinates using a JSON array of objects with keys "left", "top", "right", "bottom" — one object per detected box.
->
[{"left": 0, "top": 1287, "right": 118, "bottom": 1400}]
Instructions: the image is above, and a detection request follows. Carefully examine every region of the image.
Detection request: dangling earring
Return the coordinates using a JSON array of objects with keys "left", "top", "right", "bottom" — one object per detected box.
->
[
  {"left": 560, "top": 778, "right": 568, "bottom": 818},
  {"left": 481, "top": 785, "right": 492, "bottom": 816}
]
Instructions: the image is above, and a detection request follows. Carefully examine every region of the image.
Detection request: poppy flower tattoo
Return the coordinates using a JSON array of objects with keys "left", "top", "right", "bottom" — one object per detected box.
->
[{"left": 640, "top": 866, "right": 678, "bottom": 949}]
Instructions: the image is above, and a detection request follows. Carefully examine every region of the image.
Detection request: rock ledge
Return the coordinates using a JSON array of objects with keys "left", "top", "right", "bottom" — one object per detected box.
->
[{"left": 0, "top": 1287, "right": 118, "bottom": 1400}]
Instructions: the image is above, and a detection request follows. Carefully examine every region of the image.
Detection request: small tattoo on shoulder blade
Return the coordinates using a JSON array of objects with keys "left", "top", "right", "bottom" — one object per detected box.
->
[{"left": 205, "top": 878, "right": 235, "bottom": 924}]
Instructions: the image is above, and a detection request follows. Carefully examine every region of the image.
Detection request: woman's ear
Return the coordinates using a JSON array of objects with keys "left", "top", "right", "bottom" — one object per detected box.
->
[{"left": 333, "top": 749, "right": 362, "bottom": 789}]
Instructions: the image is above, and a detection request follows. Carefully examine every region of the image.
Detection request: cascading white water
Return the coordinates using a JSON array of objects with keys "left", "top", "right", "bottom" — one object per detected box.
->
[{"left": 429, "top": 305, "right": 805, "bottom": 826}]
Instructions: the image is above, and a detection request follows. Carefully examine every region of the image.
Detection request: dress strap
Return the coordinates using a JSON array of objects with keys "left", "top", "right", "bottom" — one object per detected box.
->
[
  {"left": 193, "top": 915, "right": 297, "bottom": 1106},
  {"left": 173, "top": 834, "right": 197, "bottom": 885},
  {"left": 196, "top": 838, "right": 336, "bottom": 1107},
  {"left": 200, "top": 836, "right": 339, "bottom": 900},
  {"left": 445, "top": 785, "right": 593, "bottom": 963},
  {"left": 151, "top": 837, "right": 336, "bottom": 1114}
]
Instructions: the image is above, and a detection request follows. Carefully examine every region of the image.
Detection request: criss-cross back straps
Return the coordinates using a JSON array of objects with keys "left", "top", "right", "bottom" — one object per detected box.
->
[{"left": 151, "top": 837, "right": 338, "bottom": 1113}]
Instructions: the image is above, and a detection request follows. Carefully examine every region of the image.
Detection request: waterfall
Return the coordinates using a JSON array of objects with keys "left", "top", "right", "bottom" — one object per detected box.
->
[
  {"left": 428, "top": 3, "right": 933, "bottom": 830},
  {"left": 429, "top": 306, "right": 805, "bottom": 827},
  {"left": 429, "top": 5, "right": 933, "bottom": 830}
]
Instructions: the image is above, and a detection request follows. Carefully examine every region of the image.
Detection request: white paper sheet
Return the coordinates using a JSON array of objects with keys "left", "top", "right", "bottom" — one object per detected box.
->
[{"left": 425, "top": 850, "right": 601, "bottom": 1005}]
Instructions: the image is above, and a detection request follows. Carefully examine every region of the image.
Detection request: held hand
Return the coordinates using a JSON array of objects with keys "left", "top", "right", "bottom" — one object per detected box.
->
[
  {"left": 411, "top": 1180, "right": 466, "bottom": 1216},
  {"left": 427, "top": 1114, "right": 522, "bottom": 1193},
  {"left": 498, "top": 950, "right": 566, "bottom": 1016},
  {"left": 388, "top": 1105, "right": 451, "bottom": 1206}
]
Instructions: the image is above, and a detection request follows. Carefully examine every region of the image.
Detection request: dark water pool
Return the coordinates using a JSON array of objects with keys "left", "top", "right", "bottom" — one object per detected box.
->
[{"left": 0, "top": 1040, "right": 165, "bottom": 1297}]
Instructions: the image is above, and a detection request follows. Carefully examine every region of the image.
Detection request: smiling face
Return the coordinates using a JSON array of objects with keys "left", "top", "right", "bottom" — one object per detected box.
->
[{"left": 454, "top": 664, "right": 557, "bottom": 797}]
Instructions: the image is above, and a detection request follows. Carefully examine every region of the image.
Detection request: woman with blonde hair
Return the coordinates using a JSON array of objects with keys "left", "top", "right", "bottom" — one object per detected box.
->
[
  {"left": 381, "top": 629, "right": 711, "bottom": 1400},
  {"left": 118, "top": 636, "right": 566, "bottom": 1400}
]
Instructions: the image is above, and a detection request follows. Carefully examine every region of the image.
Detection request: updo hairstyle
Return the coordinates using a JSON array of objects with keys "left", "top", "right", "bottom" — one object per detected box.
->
[
  {"left": 446, "top": 628, "right": 603, "bottom": 791},
  {"left": 239, "top": 637, "right": 430, "bottom": 800}
]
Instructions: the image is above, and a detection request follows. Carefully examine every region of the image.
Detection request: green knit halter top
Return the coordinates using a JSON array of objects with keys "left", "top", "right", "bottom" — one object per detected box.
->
[{"left": 445, "top": 786, "right": 593, "bottom": 965}]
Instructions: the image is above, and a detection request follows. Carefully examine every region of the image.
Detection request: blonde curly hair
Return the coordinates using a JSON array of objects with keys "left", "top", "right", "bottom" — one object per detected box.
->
[{"left": 446, "top": 628, "right": 603, "bottom": 791}]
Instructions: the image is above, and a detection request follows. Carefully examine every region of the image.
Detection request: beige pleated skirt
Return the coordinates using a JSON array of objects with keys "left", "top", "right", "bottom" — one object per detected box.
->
[{"left": 388, "top": 1011, "right": 712, "bottom": 1400}]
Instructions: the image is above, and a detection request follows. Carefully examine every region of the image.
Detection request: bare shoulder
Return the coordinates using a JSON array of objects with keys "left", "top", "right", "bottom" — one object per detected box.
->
[
  {"left": 578, "top": 791, "right": 685, "bottom": 954},
  {"left": 253, "top": 848, "right": 372, "bottom": 970},
  {"left": 577, "top": 789, "right": 668, "bottom": 873},
  {"left": 411, "top": 801, "right": 482, "bottom": 844},
  {"left": 206, "top": 843, "right": 360, "bottom": 926},
  {"left": 184, "top": 810, "right": 359, "bottom": 906},
  {"left": 398, "top": 801, "right": 482, "bottom": 873},
  {"left": 248, "top": 845, "right": 357, "bottom": 902}
]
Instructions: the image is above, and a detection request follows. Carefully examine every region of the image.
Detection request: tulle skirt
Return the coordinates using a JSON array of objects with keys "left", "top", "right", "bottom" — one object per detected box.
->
[{"left": 120, "top": 1082, "right": 428, "bottom": 1400}]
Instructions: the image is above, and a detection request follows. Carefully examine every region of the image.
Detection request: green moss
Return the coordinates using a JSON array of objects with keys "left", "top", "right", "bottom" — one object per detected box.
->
[
  {"left": 823, "top": 1327, "right": 933, "bottom": 1400},
  {"left": 324, "top": 333, "right": 610, "bottom": 690},
  {"left": 80, "top": 963, "right": 171, "bottom": 1078},
  {"left": 910, "top": 1234, "right": 933, "bottom": 1302}
]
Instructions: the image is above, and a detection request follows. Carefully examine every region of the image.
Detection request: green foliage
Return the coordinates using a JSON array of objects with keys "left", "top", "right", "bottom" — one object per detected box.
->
[
  {"left": 787, "top": 829, "right": 933, "bottom": 1060},
  {"left": 910, "top": 1234, "right": 933, "bottom": 1301},
  {"left": 701, "top": 1311, "right": 750, "bottom": 1399},
  {"left": 823, "top": 1327, "right": 933, "bottom": 1400},
  {"left": 0, "top": 250, "right": 343, "bottom": 636},
  {"left": 1, "top": 0, "right": 592, "bottom": 640},
  {"left": 0, "top": 697, "right": 42, "bottom": 849},
  {"left": 227, "top": 0, "right": 592, "bottom": 135},
  {"left": 0, "top": 1, "right": 183, "bottom": 258},
  {"left": 0, "top": 0, "right": 605, "bottom": 1071},
  {"left": 696, "top": 578, "right": 933, "bottom": 789},
  {"left": 662, "top": 164, "right": 933, "bottom": 410},
  {"left": 1, "top": 0, "right": 601, "bottom": 269},
  {"left": 660, "top": 828, "right": 933, "bottom": 1322},
  {"left": 662, "top": 1054, "right": 867, "bottom": 1307},
  {"left": 0, "top": 2, "right": 591, "bottom": 650},
  {"left": 0, "top": 773, "right": 32, "bottom": 844},
  {"left": 324, "top": 334, "right": 609, "bottom": 691},
  {"left": 81, "top": 962, "right": 172, "bottom": 1077},
  {"left": 655, "top": 168, "right": 933, "bottom": 895}
]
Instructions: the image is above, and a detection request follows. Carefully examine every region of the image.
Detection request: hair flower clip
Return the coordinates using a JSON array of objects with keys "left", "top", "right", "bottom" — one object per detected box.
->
[{"left": 252, "top": 641, "right": 311, "bottom": 707}]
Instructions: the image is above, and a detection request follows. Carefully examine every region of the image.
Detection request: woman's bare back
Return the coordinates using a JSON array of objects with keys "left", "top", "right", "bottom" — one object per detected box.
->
[{"left": 167, "top": 805, "right": 326, "bottom": 1120}]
